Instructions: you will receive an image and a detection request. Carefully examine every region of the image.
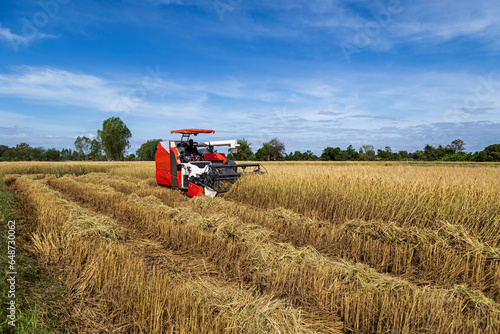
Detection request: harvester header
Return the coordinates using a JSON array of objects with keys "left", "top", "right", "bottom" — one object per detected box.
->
[{"left": 156, "top": 129, "right": 265, "bottom": 197}]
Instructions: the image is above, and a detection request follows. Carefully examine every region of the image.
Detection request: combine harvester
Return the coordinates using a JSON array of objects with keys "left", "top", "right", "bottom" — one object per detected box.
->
[{"left": 156, "top": 129, "right": 265, "bottom": 197}]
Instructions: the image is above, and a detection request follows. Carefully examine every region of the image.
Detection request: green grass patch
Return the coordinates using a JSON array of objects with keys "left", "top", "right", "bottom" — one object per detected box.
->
[{"left": 0, "top": 175, "right": 65, "bottom": 333}]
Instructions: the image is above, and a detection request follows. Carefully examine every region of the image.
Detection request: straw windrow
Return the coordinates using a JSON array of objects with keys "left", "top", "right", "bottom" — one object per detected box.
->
[
  {"left": 3, "top": 161, "right": 500, "bottom": 333},
  {"left": 45, "top": 175, "right": 500, "bottom": 333},
  {"left": 7, "top": 174, "right": 321, "bottom": 334}
]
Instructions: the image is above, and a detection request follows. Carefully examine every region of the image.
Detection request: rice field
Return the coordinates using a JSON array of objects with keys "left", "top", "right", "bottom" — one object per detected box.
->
[{"left": 1, "top": 161, "right": 499, "bottom": 333}]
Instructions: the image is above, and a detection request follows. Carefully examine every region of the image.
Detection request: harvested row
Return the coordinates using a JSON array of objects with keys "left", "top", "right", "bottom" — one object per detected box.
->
[
  {"left": 47, "top": 175, "right": 500, "bottom": 333},
  {"left": 78, "top": 172, "right": 156, "bottom": 192},
  {"left": 76, "top": 172, "right": 189, "bottom": 206},
  {"left": 7, "top": 175, "right": 318, "bottom": 334},
  {"left": 191, "top": 196, "right": 500, "bottom": 301},
  {"left": 78, "top": 173, "right": 500, "bottom": 301},
  {"left": 227, "top": 166, "right": 500, "bottom": 246}
]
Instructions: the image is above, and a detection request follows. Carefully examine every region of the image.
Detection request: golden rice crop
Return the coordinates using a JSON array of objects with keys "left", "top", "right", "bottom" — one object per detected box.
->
[
  {"left": 44, "top": 175, "right": 500, "bottom": 333},
  {"left": 7, "top": 174, "right": 318, "bottom": 333},
  {"left": 4, "top": 161, "right": 500, "bottom": 333},
  {"left": 228, "top": 164, "right": 500, "bottom": 246},
  {"left": 0, "top": 161, "right": 156, "bottom": 180},
  {"left": 191, "top": 196, "right": 500, "bottom": 301},
  {"left": 108, "top": 163, "right": 156, "bottom": 180}
]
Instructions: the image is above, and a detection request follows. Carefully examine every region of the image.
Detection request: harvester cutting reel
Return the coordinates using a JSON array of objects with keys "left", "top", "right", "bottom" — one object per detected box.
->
[{"left": 188, "top": 160, "right": 266, "bottom": 197}]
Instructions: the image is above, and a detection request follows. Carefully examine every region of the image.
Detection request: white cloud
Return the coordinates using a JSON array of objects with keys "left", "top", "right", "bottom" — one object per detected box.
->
[
  {"left": 0, "top": 67, "right": 127, "bottom": 111},
  {"left": 0, "top": 26, "right": 26, "bottom": 44},
  {"left": 0, "top": 67, "right": 208, "bottom": 118},
  {"left": 393, "top": 15, "right": 499, "bottom": 44},
  {"left": 289, "top": 0, "right": 500, "bottom": 52},
  {"left": 1, "top": 65, "right": 499, "bottom": 152},
  {"left": 0, "top": 24, "right": 55, "bottom": 50},
  {"left": 383, "top": 1, "right": 500, "bottom": 48}
]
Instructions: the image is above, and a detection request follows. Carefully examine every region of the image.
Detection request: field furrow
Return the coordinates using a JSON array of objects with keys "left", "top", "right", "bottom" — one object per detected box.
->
[
  {"left": 8, "top": 175, "right": 323, "bottom": 334},
  {"left": 74, "top": 173, "right": 500, "bottom": 302},
  {"left": 3, "top": 161, "right": 499, "bottom": 333},
  {"left": 45, "top": 174, "right": 500, "bottom": 333},
  {"left": 191, "top": 196, "right": 500, "bottom": 301}
]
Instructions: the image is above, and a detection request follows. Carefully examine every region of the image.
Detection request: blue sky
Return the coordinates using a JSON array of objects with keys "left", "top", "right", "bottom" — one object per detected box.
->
[{"left": 0, "top": 0, "right": 499, "bottom": 155}]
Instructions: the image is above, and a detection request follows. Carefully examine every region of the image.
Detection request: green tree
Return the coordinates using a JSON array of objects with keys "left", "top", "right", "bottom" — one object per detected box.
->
[
  {"left": 377, "top": 146, "right": 393, "bottom": 160},
  {"left": 229, "top": 138, "right": 254, "bottom": 161},
  {"left": 15, "top": 143, "right": 32, "bottom": 161},
  {"left": 285, "top": 151, "right": 299, "bottom": 161},
  {"left": 89, "top": 139, "right": 103, "bottom": 159},
  {"left": 285, "top": 150, "right": 318, "bottom": 161},
  {"left": 269, "top": 138, "right": 285, "bottom": 161},
  {"left": 398, "top": 150, "right": 409, "bottom": 160},
  {"left": 255, "top": 138, "right": 285, "bottom": 161},
  {"left": 255, "top": 142, "right": 271, "bottom": 161},
  {"left": 321, "top": 147, "right": 341, "bottom": 161},
  {"left": 436, "top": 145, "right": 455, "bottom": 160},
  {"left": 136, "top": 139, "right": 162, "bottom": 161},
  {"left": 482, "top": 144, "right": 500, "bottom": 161},
  {"left": 61, "top": 148, "right": 73, "bottom": 161},
  {"left": 0, "top": 145, "right": 8, "bottom": 159},
  {"left": 74, "top": 136, "right": 92, "bottom": 160},
  {"left": 30, "top": 147, "right": 46, "bottom": 161},
  {"left": 346, "top": 145, "right": 359, "bottom": 160},
  {"left": 44, "top": 148, "right": 61, "bottom": 161},
  {"left": 124, "top": 153, "right": 137, "bottom": 161},
  {"left": 303, "top": 150, "right": 318, "bottom": 160},
  {"left": 447, "top": 139, "right": 465, "bottom": 153},
  {"left": 441, "top": 153, "right": 469, "bottom": 161},
  {"left": 2, "top": 148, "right": 15, "bottom": 161},
  {"left": 411, "top": 150, "right": 425, "bottom": 161},
  {"left": 423, "top": 144, "right": 438, "bottom": 161},
  {"left": 97, "top": 117, "right": 132, "bottom": 161},
  {"left": 360, "top": 145, "right": 375, "bottom": 161}
]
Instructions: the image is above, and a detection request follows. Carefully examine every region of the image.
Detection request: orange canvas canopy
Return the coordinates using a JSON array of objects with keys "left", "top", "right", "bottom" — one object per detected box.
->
[{"left": 171, "top": 129, "right": 215, "bottom": 135}]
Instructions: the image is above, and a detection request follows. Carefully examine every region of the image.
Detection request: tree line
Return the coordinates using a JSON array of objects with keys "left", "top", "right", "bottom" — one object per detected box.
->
[
  {"left": 1, "top": 117, "right": 499, "bottom": 162},
  {"left": 0, "top": 117, "right": 132, "bottom": 162},
  {"left": 223, "top": 138, "right": 500, "bottom": 162}
]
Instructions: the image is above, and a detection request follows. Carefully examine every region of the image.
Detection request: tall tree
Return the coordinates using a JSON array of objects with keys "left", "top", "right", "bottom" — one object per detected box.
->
[
  {"left": 229, "top": 138, "right": 254, "bottom": 161},
  {"left": 44, "top": 148, "right": 61, "bottom": 161},
  {"left": 15, "top": 143, "right": 32, "bottom": 161},
  {"left": 136, "top": 139, "right": 162, "bottom": 161},
  {"left": 346, "top": 145, "right": 359, "bottom": 160},
  {"left": 377, "top": 148, "right": 392, "bottom": 160},
  {"left": 31, "top": 147, "right": 46, "bottom": 161},
  {"left": 89, "top": 139, "right": 103, "bottom": 159},
  {"left": 321, "top": 147, "right": 342, "bottom": 161},
  {"left": 398, "top": 150, "right": 409, "bottom": 160},
  {"left": 423, "top": 144, "right": 438, "bottom": 161},
  {"left": 255, "top": 138, "right": 285, "bottom": 161},
  {"left": 74, "top": 136, "right": 92, "bottom": 160},
  {"left": 482, "top": 144, "right": 500, "bottom": 161},
  {"left": 268, "top": 138, "right": 285, "bottom": 161},
  {"left": 255, "top": 142, "right": 271, "bottom": 161},
  {"left": 447, "top": 139, "right": 465, "bottom": 153},
  {"left": 97, "top": 117, "right": 132, "bottom": 161},
  {"left": 360, "top": 145, "right": 375, "bottom": 161},
  {"left": 61, "top": 148, "right": 73, "bottom": 161},
  {"left": 303, "top": 150, "right": 318, "bottom": 160}
]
